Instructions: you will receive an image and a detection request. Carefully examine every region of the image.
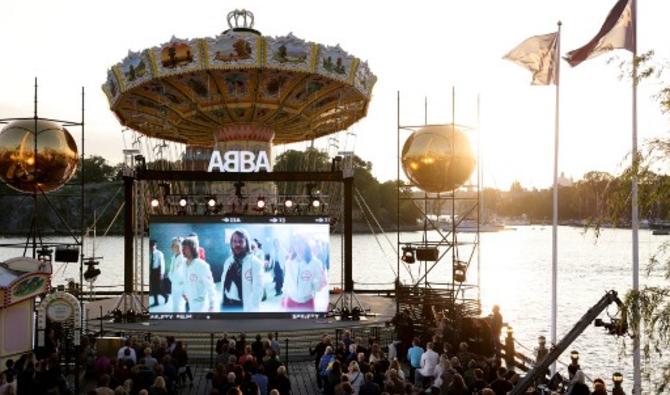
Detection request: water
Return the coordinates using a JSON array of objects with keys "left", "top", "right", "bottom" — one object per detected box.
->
[{"left": 1, "top": 226, "right": 667, "bottom": 392}]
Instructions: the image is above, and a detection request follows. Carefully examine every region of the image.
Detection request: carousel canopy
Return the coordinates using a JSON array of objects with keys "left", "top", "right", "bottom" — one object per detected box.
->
[{"left": 102, "top": 10, "right": 377, "bottom": 146}]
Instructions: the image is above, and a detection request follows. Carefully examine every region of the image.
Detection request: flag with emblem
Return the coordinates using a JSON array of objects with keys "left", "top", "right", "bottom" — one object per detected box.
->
[{"left": 503, "top": 32, "right": 558, "bottom": 85}]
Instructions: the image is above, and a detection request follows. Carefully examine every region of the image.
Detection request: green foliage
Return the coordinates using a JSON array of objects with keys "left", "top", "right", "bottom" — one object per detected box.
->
[{"left": 72, "top": 155, "right": 119, "bottom": 183}]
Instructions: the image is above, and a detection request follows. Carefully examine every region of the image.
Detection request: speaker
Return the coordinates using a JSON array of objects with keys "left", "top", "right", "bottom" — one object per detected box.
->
[
  {"left": 415, "top": 247, "right": 439, "bottom": 261},
  {"left": 55, "top": 247, "right": 80, "bottom": 263}
]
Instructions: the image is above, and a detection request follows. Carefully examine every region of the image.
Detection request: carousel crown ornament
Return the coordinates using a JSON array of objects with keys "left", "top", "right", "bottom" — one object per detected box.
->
[{"left": 227, "top": 9, "right": 255, "bottom": 30}]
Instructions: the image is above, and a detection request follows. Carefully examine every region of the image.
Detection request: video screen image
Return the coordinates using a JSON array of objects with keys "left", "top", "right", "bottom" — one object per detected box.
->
[{"left": 148, "top": 216, "right": 330, "bottom": 316}]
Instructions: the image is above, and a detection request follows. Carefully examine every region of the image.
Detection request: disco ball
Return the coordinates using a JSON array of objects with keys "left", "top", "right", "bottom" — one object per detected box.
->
[
  {"left": 0, "top": 120, "right": 78, "bottom": 193},
  {"left": 401, "top": 125, "right": 476, "bottom": 193}
]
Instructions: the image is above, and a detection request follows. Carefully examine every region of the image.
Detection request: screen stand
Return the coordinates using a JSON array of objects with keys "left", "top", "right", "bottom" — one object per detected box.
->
[
  {"left": 111, "top": 292, "right": 146, "bottom": 323},
  {"left": 328, "top": 291, "right": 368, "bottom": 320}
]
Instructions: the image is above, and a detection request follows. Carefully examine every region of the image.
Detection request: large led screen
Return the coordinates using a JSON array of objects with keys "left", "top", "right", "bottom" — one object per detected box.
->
[{"left": 148, "top": 216, "right": 330, "bottom": 318}]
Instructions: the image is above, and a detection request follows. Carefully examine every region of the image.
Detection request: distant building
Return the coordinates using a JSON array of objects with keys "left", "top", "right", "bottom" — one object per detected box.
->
[{"left": 558, "top": 172, "right": 573, "bottom": 187}]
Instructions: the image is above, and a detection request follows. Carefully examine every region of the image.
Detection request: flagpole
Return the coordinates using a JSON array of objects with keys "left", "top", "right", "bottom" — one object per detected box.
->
[
  {"left": 631, "top": 0, "right": 641, "bottom": 393},
  {"left": 550, "top": 21, "right": 561, "bottom": 378}
]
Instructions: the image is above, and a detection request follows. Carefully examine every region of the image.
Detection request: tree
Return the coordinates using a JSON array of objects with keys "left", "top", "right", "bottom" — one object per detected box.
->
[
  {"left": 596, "top": 52, "right": 670, "bottom": 391},
  {"left": 72, "top": 155, "right": 118, "bottom": 183}
]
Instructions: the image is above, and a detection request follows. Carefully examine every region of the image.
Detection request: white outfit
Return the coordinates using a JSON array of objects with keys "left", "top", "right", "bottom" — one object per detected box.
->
[
  {"left": 283, "top": 256, "right": 327, "bottom": 303},
  {"left": 221, "top": 254, "right": 264, "bottom": 312},
  {"left": 182, "top": 258, "right": 216, "bottom": 312},
  {"left": 169, "top": 253, "right": 186, "bottom": 312},
  {"left": 347, "top": 371, "right": 364, "bottom": 395},
  {"left": 117, "top": 346, "right": 137, "bottom": 363},
  {"left": 417, "top": 349, "right": 439, "bottom": 377}
]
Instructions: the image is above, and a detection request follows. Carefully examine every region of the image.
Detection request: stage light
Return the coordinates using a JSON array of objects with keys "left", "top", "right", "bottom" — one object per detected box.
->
[
  {"left": 453, "top": 260, "right": 467, "bottom": 283},
  {"left": 401, "top": 246, "right": 416, "bottom": 264},
  {"left": 150, "top": 198, "right": 160, "bottom": 208},
  {"left": 351, "top": 307, "right": 362, "bottom": 321},
  {"left": 311, "top": 197, "right": 321, "bottom": 208},
  {"left": 257, "top": 196, "right": 266, "bottom": 209},
  {"left": 83, "top": 260, "right": 101, "bottom": 283},
  {"left": 284, "top": 198, "right": 294, "bottom": 208},
  {"left": 206, "top": 196, "right": 217, "bottom": 208},
  {"left": 178, "top": 197, "right": 188, "bottom": 207},
  {"left": 134, "top": 155, "right": 146, "bottom": 170}
]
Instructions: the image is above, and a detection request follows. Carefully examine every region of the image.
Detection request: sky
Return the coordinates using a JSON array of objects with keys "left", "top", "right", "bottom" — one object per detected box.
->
[{"left": 1, "top": 0, "right": 669, "bottom": 190}]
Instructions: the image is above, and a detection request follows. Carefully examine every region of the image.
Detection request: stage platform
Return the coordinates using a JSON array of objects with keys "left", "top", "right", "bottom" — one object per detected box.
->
[{"left": 88, "top": 293, "right": 397, "bottom": 335}]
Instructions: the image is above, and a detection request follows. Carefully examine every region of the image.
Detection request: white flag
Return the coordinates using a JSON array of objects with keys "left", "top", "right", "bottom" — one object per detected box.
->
[
  {"left": 504, "top": 32, "right": 558, "bottom": 85},
  {"left": 565, "top": 0, "right": 633, "bottom": 67}
]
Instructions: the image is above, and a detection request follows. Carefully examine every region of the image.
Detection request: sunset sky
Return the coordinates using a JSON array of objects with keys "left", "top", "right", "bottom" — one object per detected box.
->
[{"left": 1, "top": 0, "right": 669, "bottom": 189}]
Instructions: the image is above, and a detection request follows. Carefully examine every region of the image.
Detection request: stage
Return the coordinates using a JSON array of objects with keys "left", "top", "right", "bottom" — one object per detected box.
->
[{"left": 87, "top": 293, "right": 397, "bottom": 335}]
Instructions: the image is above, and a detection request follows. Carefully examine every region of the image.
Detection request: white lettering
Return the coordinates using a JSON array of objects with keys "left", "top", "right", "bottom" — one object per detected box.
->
[
  {"left": 256, "top": 151, "right": 270, "bottom": 172},
  {"left": 223, "top": 151, "right": 239, "bottom": 172},
  {"left": 239, "top": 150, "right": 256, "bottom": 172},
  {"left": 207, "top": 150, "right": 223, "bottom": 172},
  {"left": 208, "top": 150, "right": 271, "bottom": 173}
]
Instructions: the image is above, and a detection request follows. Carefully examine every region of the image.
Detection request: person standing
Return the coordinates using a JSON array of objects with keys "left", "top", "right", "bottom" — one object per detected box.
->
[
  {"left": 221, "top": 229, "right": 264, "bottom": 312},
  {"left": 271, "top": 239, "right": 285, "bottom": 297},
  {"left": 406, "top": 338, "right": 424, "bottom": 384},
  {"left": 310, "top": 335, "right": 331, "bottom": 390},
  {"left": 282, "top": 234, "right": 327, "bottom": 311},
  {"left": 180, "top": 238, "right": 216, "bottom": 312},
  {"left": 149, "top": 240, "right": 166, "bottom": 307},
  {"left": 167, "top": 237, "right": 186, "bottom": 312},
  {"left": 415, "top": 342, "right": 439, "bottom": 388}
]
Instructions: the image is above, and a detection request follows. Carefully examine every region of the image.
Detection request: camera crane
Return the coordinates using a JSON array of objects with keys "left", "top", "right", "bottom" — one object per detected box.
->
[{"left": 511, "top": 290, "right": 628, "bottom": 395}]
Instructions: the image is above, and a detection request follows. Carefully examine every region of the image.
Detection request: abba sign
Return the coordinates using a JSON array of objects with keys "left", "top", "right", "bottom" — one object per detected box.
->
[{"left": 207, "top": 150, "right": 270, "bottom": 173}]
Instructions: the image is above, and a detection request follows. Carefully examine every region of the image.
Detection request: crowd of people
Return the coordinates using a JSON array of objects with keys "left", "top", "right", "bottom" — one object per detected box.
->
[
  {"left": 314, "top": 306, "right": 623, "bottom": 395},
  {"left": 310, "top": 330, "right": 515, "bottom": 395}
]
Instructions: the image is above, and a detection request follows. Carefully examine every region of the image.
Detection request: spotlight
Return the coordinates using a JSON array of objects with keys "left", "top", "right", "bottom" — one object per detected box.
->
[
  {"left": 401, "top": 246, "right": 416, "bottom": 264},
  {"left": 206, "top": 196, "right": 217, "bottom": 208},
  {"left": 453, "top": 260, "right": 467, "bottom": 283},
  {"left": 311, "top": 198, "right": 321, "bottom": 208},
  {"left": 178, "top": 197, "right": 188, "bottom": 207},
  {"left": 83, "top": 260, "right": 101, "bottom": 283},
  {"left": 134, "top": 155, "right": 146, "bottom": 170},
  {"left": 284, "top": 198, "right": 294, "bottom": 208},
  {"left": 257, "top": 196, "right": 266, "bottom": 209},
  {"left": 150, "top": 198, "right": 160, "bottom": 208}
]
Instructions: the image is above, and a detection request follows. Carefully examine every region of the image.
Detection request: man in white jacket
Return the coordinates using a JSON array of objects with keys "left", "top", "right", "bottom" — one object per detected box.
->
[
  {"left": 168, "top": 237, "right": 186, "bottom": 312},
  {"left": 221, "top": 229, "right": 263, "bottom": 312},
  {"left": 180, "top": 238, "right": 216, "bottom": 312}
]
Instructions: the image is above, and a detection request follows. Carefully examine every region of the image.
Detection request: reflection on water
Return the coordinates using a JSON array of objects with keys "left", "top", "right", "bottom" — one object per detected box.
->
[{"left": 0, "top": 226, "right": 667, "bottom": 391}]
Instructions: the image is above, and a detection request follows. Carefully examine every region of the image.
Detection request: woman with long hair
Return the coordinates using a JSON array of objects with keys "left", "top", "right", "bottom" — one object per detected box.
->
[
  {"left": 282, "top": 234, "right": 327, "bottom": 311},
  {"left": 168, "top": 237, "right": 186, "bottom": 312},
  {"left": 180, "top": 238, "right": 216, "bottom": 312}
]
